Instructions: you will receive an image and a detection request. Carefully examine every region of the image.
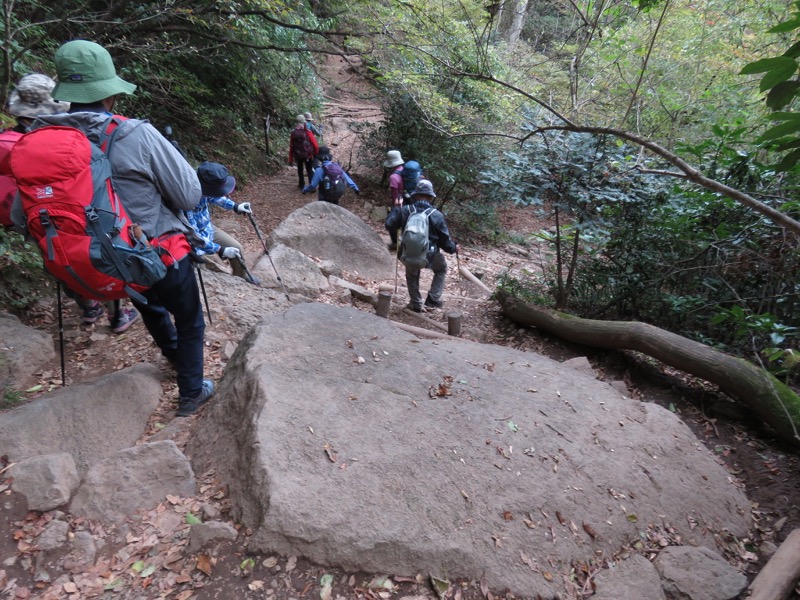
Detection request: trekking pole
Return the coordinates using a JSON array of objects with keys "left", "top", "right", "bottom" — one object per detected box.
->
[
  {"left": 189, "top": 252, "right": 213, "bottom": 324},
  {"left": 56, "top": 282, "right": 66, "bottom": 387},
  {"left": 246, "top": 212, "right": 290, "bottom": 301},
  {"left": 234, "top": 255, "right": 260, "bottom": 287},
  {"left": 455, "top": 247, "right": 463, "bottom": 296},
  {"left": 394, "top": 246, "right": 399, "bottom": 294}
]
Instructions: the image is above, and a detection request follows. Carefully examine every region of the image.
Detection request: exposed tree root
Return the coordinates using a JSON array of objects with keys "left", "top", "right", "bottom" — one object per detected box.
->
[{"left": 496, "top": 289, "right": 800, "bottom": 447}]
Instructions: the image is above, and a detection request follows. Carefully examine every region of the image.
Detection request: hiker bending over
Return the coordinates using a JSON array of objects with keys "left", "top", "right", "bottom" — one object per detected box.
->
[
  {"left": 385, "top": 179, "right": 457, "bottom": 313},
  {"left": 12, "top": 40, "right": 213, "bottom": 417},
  {"left": 288, "top": 114, "right": 319, "bottom": 189},
  {"left": 187, "top": 162, "right": 259, "bottom": 285},
  {"left": 302, "top": 146, "right": 359, "bottom": 205},
  {"left": 2, "top": 73, "right": 138, "bottom": 333}
]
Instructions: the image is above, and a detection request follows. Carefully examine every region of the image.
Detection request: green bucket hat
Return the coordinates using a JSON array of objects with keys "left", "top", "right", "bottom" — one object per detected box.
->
[{"left": 52, "top": 40, "right": 137, "bottom": 104}]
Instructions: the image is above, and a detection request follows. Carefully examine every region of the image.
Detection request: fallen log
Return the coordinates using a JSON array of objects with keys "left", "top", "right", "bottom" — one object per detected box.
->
[
  {"left": 748, "top": 529, "right": 800, "bottom": 600},
  {"left": 496, "top": 288, "right": 800, "bottom": 447},
  {"left": 392, "top": 321, "right": 462, "bottom": 340},
  {"left": 459, "top": 265, "right": 493, "bottom": 296}
]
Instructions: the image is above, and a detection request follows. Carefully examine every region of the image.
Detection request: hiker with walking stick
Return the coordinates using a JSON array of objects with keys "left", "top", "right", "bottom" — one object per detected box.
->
[
  {"left": 185, "top": 161, "right": 260, "bottom": 286},
  {"left": 385, "top": 179, "right": 458, "bottom": 313},
  {"left": 10, "top": 40, "right": 212, "bottom": 416}
]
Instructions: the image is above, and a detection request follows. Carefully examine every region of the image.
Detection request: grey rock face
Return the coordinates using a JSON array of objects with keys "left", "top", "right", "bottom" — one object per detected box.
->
[
  {"left": 9, "top": 453, "right": 79, "bottom": 511},
  {"left": 654, "top": 545, "right": 747, "bottom": 600},
  {"left": 269, "top": 201, "right": 394, "bottom": 280},
  {"left": 188, "top": 303, "right": 751, "bottom": 598},
  {"left": 71, "top": 441, "right": 196, "bottom": 524},
  {"left": 0, "top": 364, "right": 162, "bottom": 474}
]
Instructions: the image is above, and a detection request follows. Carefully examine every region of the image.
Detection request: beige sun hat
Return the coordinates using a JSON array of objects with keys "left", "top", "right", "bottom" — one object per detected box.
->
[
  {"left": 8, "top": 74, "right": 70, "bottom": 118},
  {"left": 384, "top": 150, "right": 404, "bottom": 168},
  {"left": 296, "top": 114, "right": 307, "bottom": 124}
]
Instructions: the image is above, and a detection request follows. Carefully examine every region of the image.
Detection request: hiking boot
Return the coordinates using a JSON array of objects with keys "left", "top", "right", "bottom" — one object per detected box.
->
[
  {"left": 388, "top": 242, "right": 397, "bottom": 252},
  {"left": 405, "top": 303, "right": 422, "bottom": 313},
  {"left": 176, "top": 380, "right": 215, "bottom": 417},
  {"left": 81, "top": 300, "right": 106, "bottom": 324},
  {"left": 424, "top": 296, "right": 444, "bottom": 309},
  {"left": 109, "top": 307, "right": 140, "bottom": 334}
]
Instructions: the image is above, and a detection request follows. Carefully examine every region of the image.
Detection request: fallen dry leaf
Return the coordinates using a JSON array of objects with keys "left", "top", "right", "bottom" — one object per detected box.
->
[
  {"left": 196, "top": 554, "right": 212, "bottom": 576},
  {"left": 502, "top": 511, "right": 513, "bottom": 521},
  {"left": 582, "top": 522, "right": 597, "bottom": 539},
  {"left": 323, "top": 443, "right": 338, "bottom": 462}
]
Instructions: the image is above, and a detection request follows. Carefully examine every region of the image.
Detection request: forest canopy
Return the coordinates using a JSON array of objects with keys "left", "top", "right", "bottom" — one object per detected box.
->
[{"left": 2, "top": 0, "right": 800, "bottom": 383}]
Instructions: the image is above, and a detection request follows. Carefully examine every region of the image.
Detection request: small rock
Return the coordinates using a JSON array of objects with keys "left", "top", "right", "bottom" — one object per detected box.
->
[
  {"left": 562, "top": 356, "right": 596, "bottom": 378},
  {"left": 62, "top": 531, "right": 96, "bottom": 573},
  {"left": 201, "top": 503, "right": 221, "bottom": 520},
  {"left": 759, "top": 540, "right": 778, "bottom": 558},
  {"left": 318, "top": 260, "right": 342, "bottom": 278},
  {"left": 187, "top": 521, "right": 238, "bottom": 553},
  {"left": 593, "top": 554, "right": 665, "bottom": 600},
  {"left": 608, "top": 381, "right": 630, "bottom": 397},
  {"left": 654, "top": 545, "right": 747, "bottom": 600},
  {"left": 37, "top": 520, "right": 70, "bottom": 551},
  {"left": 89, "top": 332, "right": 109, "bottom": 342},
  {"left": 773, "top": 516, "right": 788, "bottom": 532},
  {"left": 223, "top": 341, "right": 238, "bottom": 360},
  {"left": 10, "top": 453, "right": 79, "bottom": 511}
]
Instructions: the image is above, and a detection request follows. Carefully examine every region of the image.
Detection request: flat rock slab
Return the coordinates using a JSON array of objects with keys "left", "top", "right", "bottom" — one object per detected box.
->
[
  {"left": 0, "top": 364, "right": 162, "bottom": 474},
  {"left": 189, "top": 303, "right": 750, "bottom": 598},
  {"left": 253, "top": 243, "right": 329, "bottom": 298},
  {"left": 269, "top": 201, "right": 394, "bottom": 280}
]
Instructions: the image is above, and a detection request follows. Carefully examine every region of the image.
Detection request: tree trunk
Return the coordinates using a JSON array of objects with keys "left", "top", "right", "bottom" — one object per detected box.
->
[
  {"left": 495, "top": 0, "right": 530, "bottom": 46},
  {"left": 496, "top": 289, "right": 800, "bottom": 447}
]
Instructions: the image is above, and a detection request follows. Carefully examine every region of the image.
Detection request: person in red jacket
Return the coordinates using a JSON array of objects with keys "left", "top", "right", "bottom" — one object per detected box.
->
[{"left": 288, "top": 114, "right": 318, "bottom": 189}]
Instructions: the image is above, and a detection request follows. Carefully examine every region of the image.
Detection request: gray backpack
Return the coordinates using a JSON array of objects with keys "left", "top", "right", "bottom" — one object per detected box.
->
[{"left": 400, "top": 207, "right": 434, "bottom": 268}]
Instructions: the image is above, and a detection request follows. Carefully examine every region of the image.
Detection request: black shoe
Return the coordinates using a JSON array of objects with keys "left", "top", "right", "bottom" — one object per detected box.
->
[
  {"left": 425, "top": 296, "right": 443, "bottom": 309},
  {"left": 405, "top": 303, "right": 422, "bottom": 313},
  {"left": 176, "top": 380, "right": 215, "bottom": 417}
]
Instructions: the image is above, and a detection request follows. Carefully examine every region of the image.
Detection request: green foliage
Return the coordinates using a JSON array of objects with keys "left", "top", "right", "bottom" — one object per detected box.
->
[
  {"left": 0, "top": 229, "right": 47, "bottom": 309},
  {"left": 486, "top": 127, "right": 800, "bottom": 377},
  {"left": 741, "top": 1, "right": 800, "bottom": 170}
]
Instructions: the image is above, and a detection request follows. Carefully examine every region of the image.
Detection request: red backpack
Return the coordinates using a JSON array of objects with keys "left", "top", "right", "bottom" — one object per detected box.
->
[
  {"left": 9, "top": 117, "right": 168, "bottom": 303},
  {"left": 290, "top": 127, "right": 314, "bottom": 160},
  {"left": 0, "top": 129, "right": 23, "bottom": 228}
]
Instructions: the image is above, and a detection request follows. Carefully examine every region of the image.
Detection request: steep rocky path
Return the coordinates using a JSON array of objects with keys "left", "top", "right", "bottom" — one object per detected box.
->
[{"left": 2, "top": 51, "right": 799, "bottom": 600}]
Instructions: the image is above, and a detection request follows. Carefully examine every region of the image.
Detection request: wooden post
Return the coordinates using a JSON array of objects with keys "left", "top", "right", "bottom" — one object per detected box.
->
[
  {"left": 264, "top": 115, "right": 271, "bottom": 156},
  {"left": 748, "top": 529, "right": 800, "bottom": 600},
  {"left": 376, "top": 291, "right": 392, "bottom": 318},
  {"left": 447, "top": 311, "right": 462, "bottom": 337}
]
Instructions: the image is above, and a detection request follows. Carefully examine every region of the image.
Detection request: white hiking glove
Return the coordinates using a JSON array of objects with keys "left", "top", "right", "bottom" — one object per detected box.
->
[
  {"left": 234, "top": 202, "right": 252, "bottom": 214},
  {"left": 219, "top": 246, "right": 242, "bottom": 260}
]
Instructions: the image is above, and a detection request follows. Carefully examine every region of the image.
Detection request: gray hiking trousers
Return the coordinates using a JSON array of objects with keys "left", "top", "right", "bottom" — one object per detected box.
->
[{"left": 405, "top": 251, "right": 448, "bottom": 308}]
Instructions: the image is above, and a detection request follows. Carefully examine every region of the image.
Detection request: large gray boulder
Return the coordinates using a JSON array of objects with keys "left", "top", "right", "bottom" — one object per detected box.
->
[
  {"left": 188, "top": 303, "right": 750, "bottom": 598},
  {"left": 9, "top": 453, "right": 79, "bottom": 511},
  {"left": 654, "top": 545, "right": 747, "bottom": 600},
  {"left": 269, "top": 201, "right": 394, "bottom": 280},
  {"left": 0, "top": 364, "right": 162, "bottom": 474},
  {"left": 0, "top": 312, "right": 54, "bottom": 394}
]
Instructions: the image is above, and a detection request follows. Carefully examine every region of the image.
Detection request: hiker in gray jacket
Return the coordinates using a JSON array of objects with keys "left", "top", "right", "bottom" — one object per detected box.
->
[
  {"left": 12, "top": 40, "right": 213, "bottom": 417},
  {"left": 385, "top": 179, "right": 458, "bottom": 313}
]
